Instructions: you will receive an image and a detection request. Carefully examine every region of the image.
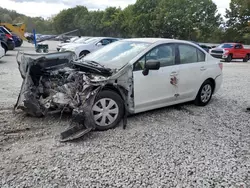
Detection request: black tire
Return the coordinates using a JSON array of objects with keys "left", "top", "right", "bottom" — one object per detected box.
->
[
  {"left": 243, "top": 54, "right": 249, "bottom": 62},
  {"left": 92, "top": 90, "right": 124, "bottom": 131},
  {"left": 225, "top": 54, "right": 232, "bottom": 62},
  {"left": 194, "top": 80, "right": 214, "bottom": 106},
  {"left": 79, "top": 50, "right": 90, "bottom": 58}
]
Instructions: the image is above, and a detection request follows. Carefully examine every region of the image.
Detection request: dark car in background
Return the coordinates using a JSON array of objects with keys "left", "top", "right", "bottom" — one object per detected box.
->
[
  {"left": 190, "top": 41, "right": 212, "bottom": 52},
  {"left": 11, "top": 33, "right": 23, "bottom": 47},
  {"left": 0, "top": 26, "right": 23, "bottom": 47},
  {"left": 0, "top": 26, "right": 15, "bottom": 50}
]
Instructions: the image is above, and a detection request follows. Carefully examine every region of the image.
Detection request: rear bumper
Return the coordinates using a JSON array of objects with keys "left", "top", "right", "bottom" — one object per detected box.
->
[{"left": 214, "top": 74, "right": 223, "bottom": 94}]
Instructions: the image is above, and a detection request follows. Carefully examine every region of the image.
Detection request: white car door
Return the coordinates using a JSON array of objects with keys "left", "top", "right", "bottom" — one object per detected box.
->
[
  {"left": 175, "top": 43, "right": 207, "bottom": 101},
  {"left": 0, "top": 46, "right": 4, "bottom": 58},
  {"left": 133, "top": 43, "right": 179, "bottom": 113}
]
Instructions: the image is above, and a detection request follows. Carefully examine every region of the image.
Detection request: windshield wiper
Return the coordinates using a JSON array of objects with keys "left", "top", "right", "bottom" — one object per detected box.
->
[{"left": 84, "top": 60, "right": 106, "bottom": 68}]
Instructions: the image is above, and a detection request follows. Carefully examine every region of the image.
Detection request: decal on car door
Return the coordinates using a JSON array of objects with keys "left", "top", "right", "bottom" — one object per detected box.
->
[{"left": 170, "top": 76, "right": 178, "bottom": 86}]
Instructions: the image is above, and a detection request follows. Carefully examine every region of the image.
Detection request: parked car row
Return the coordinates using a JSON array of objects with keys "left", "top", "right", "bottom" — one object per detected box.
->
[
  {"left": 58, "top": 37, "right": 216, "bottom": 60},
  {"left": 0, "top": 25, "right": 23, "bottom": 59}
]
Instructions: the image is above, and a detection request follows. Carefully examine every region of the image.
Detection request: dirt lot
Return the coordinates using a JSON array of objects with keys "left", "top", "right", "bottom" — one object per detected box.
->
[{"left": 0, "top": 41, "right": 250, "bottom": 187}]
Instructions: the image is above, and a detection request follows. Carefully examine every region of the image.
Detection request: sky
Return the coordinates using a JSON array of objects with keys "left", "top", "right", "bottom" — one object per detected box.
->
[{"left": 1, "top": 0, "right": 231, "bottom": 18}]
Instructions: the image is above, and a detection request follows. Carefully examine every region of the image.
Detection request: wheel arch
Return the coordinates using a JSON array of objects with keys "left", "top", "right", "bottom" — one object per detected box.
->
[
  {"left": 101, "top": 84, "right": 126, "bottom": 101},
  {"left": 203, "top": 78, "right": 216, "bottom": 93},
  {"left": 80, "top": 50, "right": 90, "bottom": 55}
]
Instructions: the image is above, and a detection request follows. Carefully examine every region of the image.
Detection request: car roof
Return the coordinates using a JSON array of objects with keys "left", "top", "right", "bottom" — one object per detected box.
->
[
  {"left": 121, "top": 38, "right": 195, "bottom": 44},
  {"left": 222, "top": 43, "right": 239, "bottom": 45}
]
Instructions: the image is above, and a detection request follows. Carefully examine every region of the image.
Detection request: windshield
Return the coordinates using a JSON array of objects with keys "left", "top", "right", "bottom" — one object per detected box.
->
[
  {"left": 74, "top": 37, "right": 90, "bottom": 43},
  {"left": 82, "top": 37, "right": 99, "bottom": 44},
  {"left": 83, "top": 40, "right": 151, "bottom": 69},
  {"left": 70, "top": 37, "right": 79, "bottom": 43},
  {"left": 218, "top": 43, "right": 234, "bottom": 48}
]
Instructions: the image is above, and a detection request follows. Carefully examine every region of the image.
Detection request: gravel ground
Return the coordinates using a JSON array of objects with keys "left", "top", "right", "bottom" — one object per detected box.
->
[{"left": 0, "top": 41, "right": 250, "bottom": 187}]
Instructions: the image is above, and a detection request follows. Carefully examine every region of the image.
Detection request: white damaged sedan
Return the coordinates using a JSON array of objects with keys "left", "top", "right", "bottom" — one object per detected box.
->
[
  {"left": 0, "top": 45, "right": 5, "bottom": 59},
  {"left": 15, "top": 38, "right": 223, "bottom": 141}
]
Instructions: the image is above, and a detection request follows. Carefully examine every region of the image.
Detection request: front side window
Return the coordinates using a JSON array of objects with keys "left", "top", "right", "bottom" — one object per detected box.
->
[
  {"left": 100, "top": 39, "right": 111, "bottom": 45},
  {"left": 235, "top": 44, "right": 242, "bottom": 49},
  {"left": 179, "top": 44, "right": 205, "bottom": 64},
  {"left": 134, "top": 44, "right": 176, "bottom": 71}
]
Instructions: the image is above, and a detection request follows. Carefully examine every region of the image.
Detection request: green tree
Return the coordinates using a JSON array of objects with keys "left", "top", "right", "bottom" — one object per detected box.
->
[
  {"left": 225, "top": 0, "right": 250, "bottom": 43},
  {"left": 130, "top": 0, "right": 161, "bottom": 37},
  {"left": 101, "top": 7, "right": 122, "bottom": 36},
  {"left": 2, "top": 14, "right": 12, "bottom": 23},
  {"left": 154, "top": 0, "right": 221, "bottom": 41}
]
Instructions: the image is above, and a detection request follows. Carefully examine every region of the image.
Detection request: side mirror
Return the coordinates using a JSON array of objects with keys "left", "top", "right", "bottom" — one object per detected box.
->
[
  {"left": 96, "top": 42, "right": 102, "bottom": 46},
  {"left": 142, "top": 60, "right": 160, "bottom": 76}
]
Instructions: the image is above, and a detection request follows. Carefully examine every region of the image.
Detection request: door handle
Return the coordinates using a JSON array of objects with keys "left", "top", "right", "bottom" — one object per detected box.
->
[
  {"left": 170, "top": 71, "right": 178, "bottom": 76},
  {"left": 200, "top": 67, "right": 206, "bottom": 71}
]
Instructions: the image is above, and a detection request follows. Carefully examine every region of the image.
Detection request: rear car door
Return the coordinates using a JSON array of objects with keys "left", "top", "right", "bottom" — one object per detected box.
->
[
  {"left": 175, "top": 43, "right": 207, "bottom": 101},
  {"left": 133, "top": 43, "right": 179, "bottom": 113}
]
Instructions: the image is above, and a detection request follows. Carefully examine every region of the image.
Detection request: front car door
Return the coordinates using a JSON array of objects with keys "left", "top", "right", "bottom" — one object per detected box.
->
[
  {"left": 233, "top": 44, "right": 243, "bottom": 58},
  {"left": 133, "top": 43, "right": 179, "bottom": 113},
  {"left": 175, "top": 43, "right": 207, "bottom": 102}
]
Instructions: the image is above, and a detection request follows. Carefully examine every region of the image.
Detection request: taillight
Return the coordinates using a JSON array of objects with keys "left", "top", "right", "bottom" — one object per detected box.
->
[
  {"left": 218, "top": 62, "right": 223, "bottom": 70},
  {"left": 6, "top": 34, "right": 13, "bottom": 40}
]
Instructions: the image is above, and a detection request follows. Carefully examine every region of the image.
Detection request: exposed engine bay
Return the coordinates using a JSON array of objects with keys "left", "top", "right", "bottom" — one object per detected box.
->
[{"left": 14, "top": 51, "right": 133, "bottom": 141}]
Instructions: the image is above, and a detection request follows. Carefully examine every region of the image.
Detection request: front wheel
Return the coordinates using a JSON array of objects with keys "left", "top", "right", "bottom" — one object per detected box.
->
[
  {"left": 92, "top": 90, "right": 124, "bottom": 131},
  {"left": 194, "top": 80, "right": 214, "bottom": 106},
  {"left": 225, "top": 54, "right": 232, "bottom": 62}
]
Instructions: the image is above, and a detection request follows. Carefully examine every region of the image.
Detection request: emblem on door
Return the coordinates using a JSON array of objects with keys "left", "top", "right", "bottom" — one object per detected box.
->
[{"left": 170, "top": 76, "right": 178, "bottom": 86}]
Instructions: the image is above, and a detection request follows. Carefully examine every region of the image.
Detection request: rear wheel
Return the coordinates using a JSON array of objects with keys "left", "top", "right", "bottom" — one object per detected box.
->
[
  {"left": 92, "top": 90, "right": 124, "bottom": 131},
  {"left": 225, "top": 54, "right": 232, "bottom": 62},
  {"left": 243, "top": 54, "right": 249, "bottom": 62},
  {"left": 194, "top": 80, "right": 214, "bottom": 106}
]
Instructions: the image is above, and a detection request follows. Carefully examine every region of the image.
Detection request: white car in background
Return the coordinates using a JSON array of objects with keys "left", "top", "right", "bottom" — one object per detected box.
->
[
  {"left": 60, "top": 37, "right": 120, "bottom": 58},
  {"left": 57, "top": 37, "right": 91, "bottom": 51},
  {"left": 0, "top": 45, "right": 5, "bottom": 59}
]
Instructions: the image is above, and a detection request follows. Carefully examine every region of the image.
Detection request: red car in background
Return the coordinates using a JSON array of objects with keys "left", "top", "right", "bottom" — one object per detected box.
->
[{"left": 209, "top": 43, "right": 250, "bottom": 62}]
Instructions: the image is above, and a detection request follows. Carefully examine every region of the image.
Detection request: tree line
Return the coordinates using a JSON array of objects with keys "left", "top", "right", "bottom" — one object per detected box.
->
[{"left": 1, "top": 0, "right": 250, "bottom": 44}]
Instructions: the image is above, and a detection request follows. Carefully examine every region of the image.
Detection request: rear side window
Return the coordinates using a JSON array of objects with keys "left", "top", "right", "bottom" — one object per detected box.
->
[
  {"left": 197, "top": 49, "right": 205, "bottom": 62},
  {"left": 179, "top": 44, "right": 205, "bottom": 64}
]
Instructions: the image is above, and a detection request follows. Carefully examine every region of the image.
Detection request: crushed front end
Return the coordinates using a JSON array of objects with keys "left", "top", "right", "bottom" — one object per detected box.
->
[{"left": 14, "top": 51, "right": 112, "bottom": 141}]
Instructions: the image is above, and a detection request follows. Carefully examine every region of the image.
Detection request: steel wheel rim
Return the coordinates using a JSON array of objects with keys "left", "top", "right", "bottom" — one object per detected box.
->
[
  {"left": 201, "top": 84, "right": 212, "bottom": 103},
  {"left": 92, "top": 98, "right": 119, "bottom": 127}
]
